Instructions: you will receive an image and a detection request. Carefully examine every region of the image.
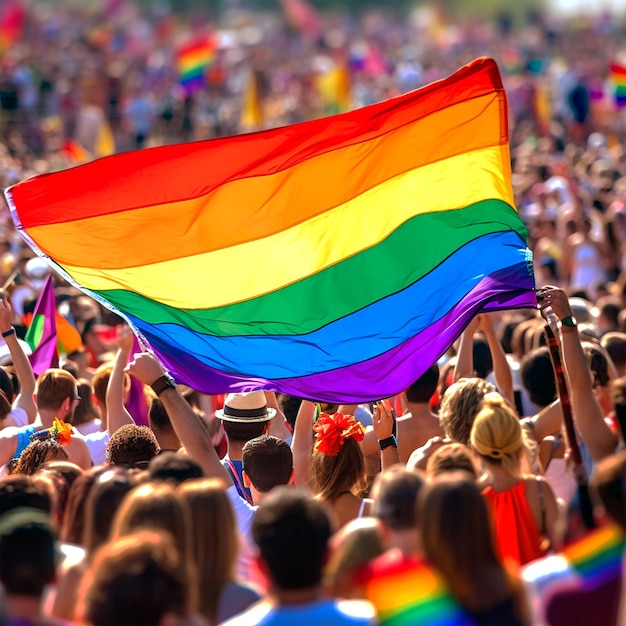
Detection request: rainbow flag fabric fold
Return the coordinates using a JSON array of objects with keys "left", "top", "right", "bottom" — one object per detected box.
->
[
  {"left": 6, "top": 57, "right": 535, "bottom": 403},
  {"left": 24, "top": 274, "right": 59, "bottom": 376}
]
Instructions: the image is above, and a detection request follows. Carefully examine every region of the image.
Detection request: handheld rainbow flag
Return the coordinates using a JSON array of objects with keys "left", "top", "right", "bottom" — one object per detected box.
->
[
  {"left": 177, "top": 37, "right": 215, "bottom": 94},
  {"left": 6, "top": 57, "right": 535, "bottom": 403},
  {"left": 24, "top": 274, "right": 59, "bottom": 375},
  {"left": 363, "top": 557, "right": 474, "bottom": 625},
  {"left": 610, "top": 62, "right": 626, "bottom": 109},
  {"left": 563, "top": 523, "right": 625, "bottom": 590}
]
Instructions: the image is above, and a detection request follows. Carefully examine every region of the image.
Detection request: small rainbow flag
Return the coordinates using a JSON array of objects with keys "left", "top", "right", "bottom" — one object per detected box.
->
[
  {"left": 610, "top": 62, "right": 626, "bottom": 109},
  {"left": 24, "top": 275, "right": 59, "bottom": 375},
  {"left": 563, "top": 523, "right": 625, "bottom": 589},
  {"left": 364, "top": 557, "right": 474, "bottom": 625},
  {"left": 5, "top": 57, "right": 535, "bottom": 403},
  {"left": 177, "top": 37, "right": 215, "bottom": 94}
]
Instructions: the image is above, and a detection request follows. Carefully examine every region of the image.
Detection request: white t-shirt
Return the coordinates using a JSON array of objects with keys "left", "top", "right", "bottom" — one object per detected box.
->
[
  {"left": 83, "top": 430, "right": 110, "bottom": 466},
  {"left": 227, "top": 484, "right": 257, "bottom": 584}
]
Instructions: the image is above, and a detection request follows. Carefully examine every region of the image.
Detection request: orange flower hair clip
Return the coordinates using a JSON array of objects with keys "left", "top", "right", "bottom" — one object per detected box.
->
[
  {"left": 49, "top": 417, "right": 72, "bottom": 446},
  {"left": 313, "top": 412, "right": 365, "bottom": 457}
]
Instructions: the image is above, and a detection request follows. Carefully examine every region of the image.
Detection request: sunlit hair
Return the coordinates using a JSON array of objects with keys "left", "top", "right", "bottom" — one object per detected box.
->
[
  {"left": 82, "top": 469, "right": 135, "bottom": 558},
  {"left": 35, "top": 369, "right": 77, "bottom": 411},
  {"left": 426, "top": 443, "right": 480, "bottom": 480},
  {"left": 81, "top": 531, "right": 191, "bottom": 626},
  {"left": 71, "top": 379, "right": 101, "bottom": 426},
  {"left": 439, "top": 378, "right": 496, "bottom": 444},
  {"left": 419, "top": 478, "right": 514, "bottom": 612},
  {"left": 309, "top": 437, "right": 367, "bottom": 502},
  {"left": 14, "top": 438, "right": 68, "bottom": 476},
  {"left": 178, "top": 479, "right": 238, "bottom": 624},
  {"left": 470, "top": 393, "right": 524, "bottom": 477},
  {"left": 325, "top": 517, "right": 385, "bottom": 598}
]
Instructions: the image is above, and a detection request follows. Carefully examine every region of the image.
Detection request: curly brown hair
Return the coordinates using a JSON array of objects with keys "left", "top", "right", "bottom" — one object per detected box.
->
[
  {"left": 14, "top": 438, "right": 69, "bottom": 476},
  {"left": 106, "top": 425, "right": 160, "bottom": 467}
]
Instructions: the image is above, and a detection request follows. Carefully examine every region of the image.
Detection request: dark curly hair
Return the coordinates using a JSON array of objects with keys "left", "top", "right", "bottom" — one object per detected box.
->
[
  {"left": 14, "top": 438, "right": 69, "bottom": 475},
  {"left": 106, "top": 425, "right": 160, "bottom": 467}
]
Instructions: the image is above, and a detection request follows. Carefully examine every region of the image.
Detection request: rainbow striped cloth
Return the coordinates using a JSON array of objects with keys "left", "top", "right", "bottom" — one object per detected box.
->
[
  {"left": 563, "top": 523, "right": 625, "bottom": 589},
  {"left": 177, "top": 37, "right": 215, "bottom": 94},
  {"left": 364, "top": 556, "right": 474, "bottom": 625},
  {"left": 5, "top": 57, "right": 535, "bottom": 403},
  {"left": 610, "top": 62, "right": 626, "bottom": 109}
]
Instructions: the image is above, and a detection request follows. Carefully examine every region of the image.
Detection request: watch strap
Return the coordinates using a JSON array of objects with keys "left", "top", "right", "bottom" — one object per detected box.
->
[
  {"left": 151, "top": 374, "right": 175, "bottom": 396},
  {"left": 378, "top": 435, "right": 398, "bottom": 451},
  {"left": 561, "top": 315, "right": 577, "bottom": 328}
]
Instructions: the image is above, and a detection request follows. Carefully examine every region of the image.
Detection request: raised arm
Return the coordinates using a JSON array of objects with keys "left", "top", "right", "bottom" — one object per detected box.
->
[
  {"left": 0, "top": 297, "right": 37, "bottom": 422},
  {"left": 538, "top": 286, "right": 618, "bottom": 462},
  {"left": 125, "top": 352, "right": 231, "bottom": 484},
  {"left": 454, "top": 315, "right": 480, "bottom": 381},
  {"left": 372, "top": 401, "right": 400, "bottom": 470},
  {"left": 105, "top": 325, "right": 135, "bottom": 435},
  {"left": 478, "top": 313, "right": 514, "bottom": 408},
  {"left": 265, "top": 391, "right": 292, "bottom": 441},
  {"left": 291, "top": 399, "right": 316, "bottom": 487}
]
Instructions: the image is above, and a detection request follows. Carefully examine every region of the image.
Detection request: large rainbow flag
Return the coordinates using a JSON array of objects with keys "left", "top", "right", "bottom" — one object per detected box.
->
[{"left": 6, "top": 57, "right": 535, "bottom": 403}]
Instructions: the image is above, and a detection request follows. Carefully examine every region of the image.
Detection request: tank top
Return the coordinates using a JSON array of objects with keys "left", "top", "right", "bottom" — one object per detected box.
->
[
  {"left": 482, "top": 481, "right": 547, "bottom": 566},
  {"left": 14, "top": 425, "right": 37, "bottom": 460}
]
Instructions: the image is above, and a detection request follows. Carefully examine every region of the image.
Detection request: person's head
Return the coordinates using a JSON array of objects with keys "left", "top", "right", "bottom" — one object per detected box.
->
[
  {"left": 0, "top": 507, "right": 57, "bottom": 598},
  {"left": 472, "top": 337, "right": 493, "bottom": 379},
  {"left": 601, "top": 332, "right": 626, "bottom": 376},
  {"left": 520, "top": 346, "right": 557, "bottom": 408},
  {"left": 0, "top": 389, "right": 11, "bottom": 423},
  {"left": 38, "top": 461, "right": 83, "bottom": 525},
  {"left": 371, "top": 466, "right": 425, "bottom": 534},
  {"left": 438, "top": 377, "right": 495, "bottom": 444},
  {"left": 470, "top": 393, "right": 525, "bottom": 477},
  {"left": 325, "top": 517, "right": 385, "bottom": 599},
  {"left": 0, "top": 474, "right": 53, "bottom": 516},
  {"left": 91, "top": 362, "right": 114, "bottom": 410},
  {"left": 111, "top": 482, "right": 192, "bottom": 572},
  {"left": 253, "top": 487, "right": 332, "bottom": 592},
  {"left": 405, "top": 363, "right": 439, "bottom": 404},
  {"left": 0, "top": 367, "right": 15, "bottom": 403},
  {"left": 242, "top": 435, "right": 294, "bottom": 501},
  {"left": 418, "top": 477, "right": 502, "bottom": 608},
  {"left": 13, "top": 437, "right": 69, "bottom": 475},
  {"left": 147, "top": 452, "right": 204, "bottom": 486},
  {"left": 426, "top": 443, "right": 480, "bottom": 481},
  {"left": 82, "top": 468, "right": 135, "bottom": 557},
  {"left": 178, "top": 478, "right": 238, "bottom": 623},
  {"left": 592, "top": 449, "right": 626, "bottom": 530},
  {"left": 35, "top": 368, "right": 80, "bottom": 420},
  {"left": 80, "top": 531, "right": 192, "bottom": 626},
  {"left": 148, "top": 396, "right": 180, "bottom": 449},
  {"left": 276, "top": 393, "right": 302, "bottom": 433},
  {"left": 216, "top": 391, "right": 275, "bottom": 445},
  {"left": 106, "top": 424, "right": 160, "bottom": 468},
  {"left": 70, "top": 379, "right": 101, "bottom": 426},
  {"left": 61, "top": 465, "right": 110, "bottom": 546},
  {"left": 584, "top": 341, "right": 614, "bottom": 414},
  {"left": 596, "top": 296, "right": 621, "bottom": 333},
  {"left": 308, "top": 412, "right": 366, "bottom": 502}
]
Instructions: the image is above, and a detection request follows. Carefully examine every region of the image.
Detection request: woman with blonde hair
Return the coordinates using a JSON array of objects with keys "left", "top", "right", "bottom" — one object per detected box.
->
[
  {"left": 419, "top": 477, "right": 530, "bottom": 625},
  {"left": 471, "top": 393, "right": 560, "bottom": 566},
  {"left": 178, "top": 478, "right": 260, "bottom": 624}
]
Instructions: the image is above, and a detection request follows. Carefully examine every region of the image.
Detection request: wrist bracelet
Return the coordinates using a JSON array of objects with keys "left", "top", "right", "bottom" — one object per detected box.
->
[
  {"left": 1, "top": 327, "right": 15, "bottom": 338},
  {"left": 561, "top": 315, "right": 577, "bottom": 328},
  {"left": 378, "top": 435, "right": 398, "bottom": 451}
]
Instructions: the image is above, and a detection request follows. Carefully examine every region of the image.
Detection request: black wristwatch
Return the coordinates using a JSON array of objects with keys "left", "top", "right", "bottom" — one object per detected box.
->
[
  {"left": 378, "top": 435, "right": 398, "bottom": 451},
  {"left": 150, "top": 374, "right": 176, "bottom": 396}
]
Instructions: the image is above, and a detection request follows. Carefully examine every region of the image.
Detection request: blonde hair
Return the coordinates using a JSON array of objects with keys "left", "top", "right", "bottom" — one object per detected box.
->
[
  {"left": 178, "top": 479, "right": 238, "bottom": 624},
  {"left": 439, "top": 378, "right": 495, "bottom": 445},
  {"left": 470, "top": 393, "right": 523, "bottom": 476}
]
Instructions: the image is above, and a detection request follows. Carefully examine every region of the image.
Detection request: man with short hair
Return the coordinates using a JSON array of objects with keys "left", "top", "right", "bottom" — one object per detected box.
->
[
  {"left": 222, "top": 487, "right": 375, "bottom": 625},
  {"left": 242, "top": 435, "right": 294, "bottom": 505},
  {"left": 0, "top": 368, "right": 91, "bottom": 469}
]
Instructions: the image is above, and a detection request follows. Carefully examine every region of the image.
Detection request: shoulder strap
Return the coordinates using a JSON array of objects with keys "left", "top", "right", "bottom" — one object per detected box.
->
[{"left": 536, "top": 475, "right": 546, "bottom": 535}]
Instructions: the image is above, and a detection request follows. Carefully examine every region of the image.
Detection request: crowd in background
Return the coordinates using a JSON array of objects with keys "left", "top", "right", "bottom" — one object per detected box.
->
[{"left": 1, "top": 1, "right": 626, "bottom": 625}]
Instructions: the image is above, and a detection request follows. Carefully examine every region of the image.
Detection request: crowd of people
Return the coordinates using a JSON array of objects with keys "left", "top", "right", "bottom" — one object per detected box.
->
[{"left": 1, "top": 0, "right": 626, "bottom": 625}]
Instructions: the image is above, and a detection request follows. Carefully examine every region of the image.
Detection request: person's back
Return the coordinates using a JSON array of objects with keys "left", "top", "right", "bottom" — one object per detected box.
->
[{"left": 220, "top": 487, "right": 375, "bottom": 625}]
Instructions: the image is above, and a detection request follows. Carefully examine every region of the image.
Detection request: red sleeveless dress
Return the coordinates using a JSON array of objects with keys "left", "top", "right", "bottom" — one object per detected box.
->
[{"left": 482, "top": 481, "right": 547, "bottom": 566}]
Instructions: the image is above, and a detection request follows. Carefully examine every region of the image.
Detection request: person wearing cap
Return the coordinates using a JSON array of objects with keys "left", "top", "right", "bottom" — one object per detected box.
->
[
  {"left": 0, "top": 506, "right": 58, "bottom": 625},
  {"left": 216, "top": 392, "right": 277, "bottom": 505}
]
